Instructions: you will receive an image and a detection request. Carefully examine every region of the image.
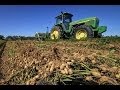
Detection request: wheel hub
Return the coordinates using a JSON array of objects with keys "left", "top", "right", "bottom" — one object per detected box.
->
[
  {"left": 76, "top": 30, "right": 87, "bottom": 40},
  {"left": 50, "top": 30, "right": 59, "bottom": 40}
]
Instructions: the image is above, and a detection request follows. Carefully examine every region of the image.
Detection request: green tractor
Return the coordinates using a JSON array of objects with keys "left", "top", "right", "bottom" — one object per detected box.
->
[{"left": 50, "top": 12, "right": 107, "bottom": 40}]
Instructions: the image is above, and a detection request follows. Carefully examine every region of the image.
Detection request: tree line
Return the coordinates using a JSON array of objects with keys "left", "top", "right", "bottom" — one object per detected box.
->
[
  {"left": 0, "top": 32, "right": 50, "bottom": 41},
  {"left": 0, "top": 34, "right": 120, "bottom": 41}
]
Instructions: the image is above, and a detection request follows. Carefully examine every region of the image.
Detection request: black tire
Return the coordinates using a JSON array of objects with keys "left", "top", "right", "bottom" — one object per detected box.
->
[
  {"left": 97, "top": 33, "right": 102, "bottom": 38},
  {"left": 50, "top": 26, "right": 62, "bottom": 40},
  {"left": 73, "top": 25, "right": 94, "bottom": 40}
]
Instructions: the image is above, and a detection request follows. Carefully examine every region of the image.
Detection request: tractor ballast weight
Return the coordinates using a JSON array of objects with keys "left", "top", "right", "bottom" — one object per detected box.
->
[{"left": 50, "top": 12, "right": 107, "bottom": 40}]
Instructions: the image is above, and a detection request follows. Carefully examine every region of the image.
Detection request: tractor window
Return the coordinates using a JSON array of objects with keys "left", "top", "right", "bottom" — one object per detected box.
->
[
  {"left": 64, "top": 18, "right": 71, "bottom": 23},
  {"left": 56, "top": 18, "right": 62, "bottom": 24},
  {"left": 65, "top": 19, "right": 70, "bottom": 22}
]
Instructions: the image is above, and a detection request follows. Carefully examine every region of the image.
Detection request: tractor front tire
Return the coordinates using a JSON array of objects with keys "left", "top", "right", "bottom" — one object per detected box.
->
[
  {"left": 50, "top": 26, "right": 62, "bottom": 40},
  {"left": 74, "top": 25, "right": 93, "bottom": 40}
]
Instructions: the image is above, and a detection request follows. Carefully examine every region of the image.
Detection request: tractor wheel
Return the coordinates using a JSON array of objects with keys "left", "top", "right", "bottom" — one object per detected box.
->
[
  {"left": 50, "top": 26, "right": 62, "bottom": 40},
  {"left": 74, "top": 25, "right": 93, "bottom": 40}
]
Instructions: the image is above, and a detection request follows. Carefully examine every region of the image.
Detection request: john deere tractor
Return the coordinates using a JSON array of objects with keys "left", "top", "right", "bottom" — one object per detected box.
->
[{"left": 50, "top": 12, "right": 107, "bottom": 40}]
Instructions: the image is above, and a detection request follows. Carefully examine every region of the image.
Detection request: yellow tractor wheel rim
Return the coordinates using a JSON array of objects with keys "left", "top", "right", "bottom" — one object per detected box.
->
[
  {"left": 50, "top": 30, "right": 59, "bottom": 40},
  {"left": 75, "top": 30, "right": 87, "bottom": 40}
]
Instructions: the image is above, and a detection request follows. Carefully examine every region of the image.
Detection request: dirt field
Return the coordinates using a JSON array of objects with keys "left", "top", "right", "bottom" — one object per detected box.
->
[{"left": 0, "top": 38, "right": 120, "bottom": 85}]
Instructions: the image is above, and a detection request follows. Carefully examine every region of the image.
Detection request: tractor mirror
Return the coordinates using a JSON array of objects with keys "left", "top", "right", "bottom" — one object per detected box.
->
[{"left": 61, "top": 12, "right": 63, "bottom": 14}]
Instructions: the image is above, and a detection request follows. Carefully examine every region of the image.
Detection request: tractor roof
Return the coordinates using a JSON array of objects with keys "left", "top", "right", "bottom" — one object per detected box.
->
[{"left": 55, "top": 12, "right": 73, "bottom": 19}]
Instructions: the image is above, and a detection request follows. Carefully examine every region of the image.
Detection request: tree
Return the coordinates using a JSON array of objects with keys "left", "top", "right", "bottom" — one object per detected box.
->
[
  {"left": 6, "top": 36, "right": 14, "bottom": 40},
  {"left": 0, "top": 35, "right": 5, "bottom": 40}
]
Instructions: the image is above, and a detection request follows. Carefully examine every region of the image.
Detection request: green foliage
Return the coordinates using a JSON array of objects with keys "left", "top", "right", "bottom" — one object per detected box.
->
[
  {"left": 0, "top": 35, "right": 5, "bottom": 40},
  {"left": 8, "top": 49, "right": 15, "bottom": 57},
  {"left": 6, "top": 36, "right": 36, "bottom": 40},
  {"left": 95, "top": 36, "right": 120, "bottom": 46},
  {"left": 96, "top": 37, "right": 110, "bottom": 45},
  {"left": 104, "top": 35, "right": 120, "bottom": 42}
]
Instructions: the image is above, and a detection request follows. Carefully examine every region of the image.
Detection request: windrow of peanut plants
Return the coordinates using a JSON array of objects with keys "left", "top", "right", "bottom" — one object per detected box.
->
[{"left": 0, "top": 38, "right": 119, "bottom": 85}]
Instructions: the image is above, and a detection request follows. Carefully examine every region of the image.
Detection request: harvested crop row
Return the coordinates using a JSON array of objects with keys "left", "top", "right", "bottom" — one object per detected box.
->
[{"left": 0, "top": 39, "right": 120, "bottom": 85}]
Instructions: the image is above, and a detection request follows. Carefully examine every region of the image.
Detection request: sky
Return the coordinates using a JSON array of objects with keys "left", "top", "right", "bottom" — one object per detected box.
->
[{"left": 0, "top": 5, "right": 120, "bottom": 37}]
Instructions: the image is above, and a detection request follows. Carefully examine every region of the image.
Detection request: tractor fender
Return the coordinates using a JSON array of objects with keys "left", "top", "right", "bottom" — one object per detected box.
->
[{"left": 72, "top": 23, "right": 85, "bottom": 28}]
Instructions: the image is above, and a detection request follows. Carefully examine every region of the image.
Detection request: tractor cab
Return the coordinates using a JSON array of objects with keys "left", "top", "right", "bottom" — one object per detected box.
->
[{"left": 55, "top": 12, "right": 73, "bottom": 30}]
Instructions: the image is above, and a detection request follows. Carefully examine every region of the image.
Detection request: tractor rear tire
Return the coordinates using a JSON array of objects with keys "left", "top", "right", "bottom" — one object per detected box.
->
[
  {"left": 73, "top": 25, "right": 93, "bottom": 40},
  {"left": 97, "top": 33, "right": 102, "bottom": 38},
  {"left": 50, "top": 26, "right": 62, "bottom": 40}
]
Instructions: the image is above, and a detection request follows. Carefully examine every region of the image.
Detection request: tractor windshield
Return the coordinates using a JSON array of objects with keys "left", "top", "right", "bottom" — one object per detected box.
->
[
  {"left": 56, "top": 18, "right": 62, "bottom": 24},
  {"left": 56, "top": 17, "right": 71, "bottom": 24},
  {"left": 64, "top": 18, "right": 71, "bottom": 23}
]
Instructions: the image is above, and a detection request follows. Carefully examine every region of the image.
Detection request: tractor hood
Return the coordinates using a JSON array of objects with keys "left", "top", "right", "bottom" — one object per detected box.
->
[{"left": 70, "top": 17, "right": 99, "bottom": 28}]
